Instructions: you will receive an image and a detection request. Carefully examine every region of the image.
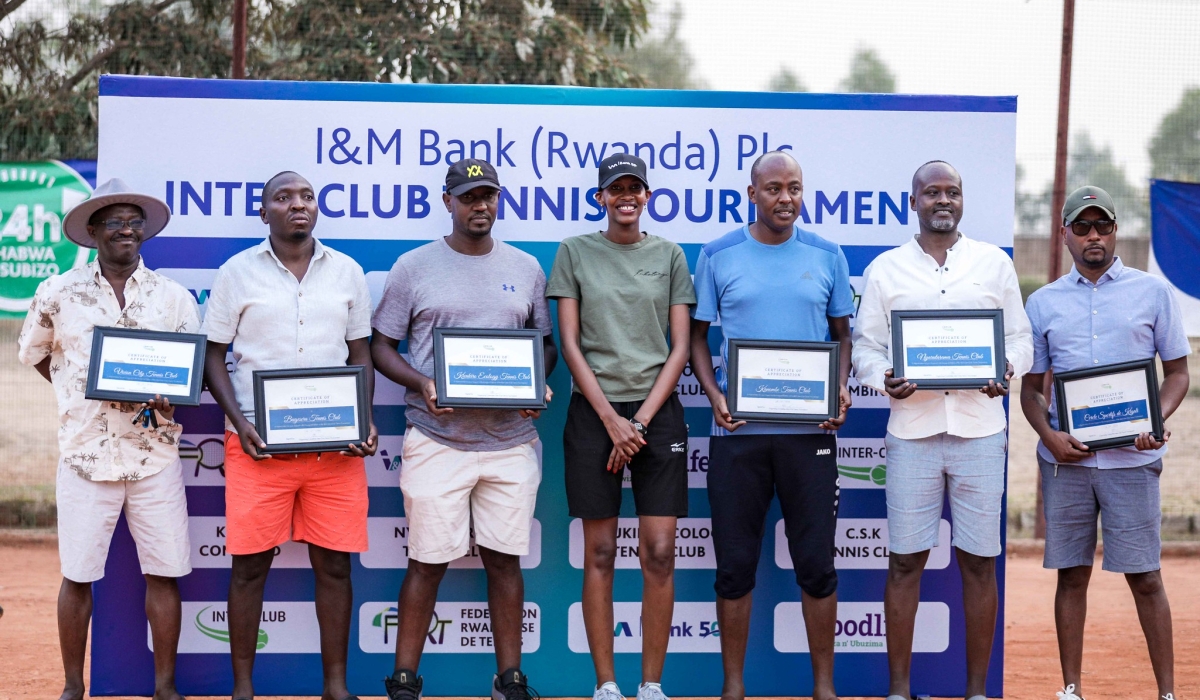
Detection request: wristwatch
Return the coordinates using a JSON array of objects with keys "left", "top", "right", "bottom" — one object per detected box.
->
[{"left": 629, "top": 419, "right": 648, "bottom": 437}]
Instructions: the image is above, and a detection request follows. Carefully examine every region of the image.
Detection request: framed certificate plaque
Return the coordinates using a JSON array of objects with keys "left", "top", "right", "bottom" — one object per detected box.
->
[
  {"left": 726, "top": 339, "right": 840, "bottom": 424},
  {"left": 252, "top": 366, "right": 370, "bottom": 454},
  {"left": 432, "top": 328, "right": 547, "bottom": 409},
  {"left": 1054, "top": 358, "right": 1163, "bottom": 451},
  {"left": 84, "top": 326, "right": 206, "bottom": 406},
  {"left": 891, "top": 309, "right": 1007, "bottom": 390}
]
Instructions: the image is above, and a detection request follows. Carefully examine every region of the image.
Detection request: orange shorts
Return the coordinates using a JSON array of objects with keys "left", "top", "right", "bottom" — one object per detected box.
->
[{"left": 224, "top": 431, "right": 369, "bottom": 555}]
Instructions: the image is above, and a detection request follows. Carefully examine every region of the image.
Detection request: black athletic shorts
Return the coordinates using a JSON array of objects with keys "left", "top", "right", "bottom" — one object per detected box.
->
[
  {"left": 708, "top": 433, "right": 839, "bottom": 599},
  {"left": 563, "top": 392, "right": 688, "bottom": 519}
]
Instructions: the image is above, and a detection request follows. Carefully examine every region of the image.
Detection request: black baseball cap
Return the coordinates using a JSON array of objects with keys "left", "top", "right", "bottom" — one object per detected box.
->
[
  {"left": 446, "top": 158, "right": 500, "bottom": 196},
  {"left": 598, "top": 153, "right": 649, "bottom": 189}
]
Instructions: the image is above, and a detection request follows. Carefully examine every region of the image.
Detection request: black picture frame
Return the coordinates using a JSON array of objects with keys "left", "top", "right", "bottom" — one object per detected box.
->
[
  {"left": 1053, "top": 358, "right": 1163, "bottom": 451},
  {"left": 432, "top": 327, "right": 548, "bottom": 409},
  {"left": 890, "top": 309, "right": 1007, "bottom": 390},
  {"left": 84, "top": 326, "right": 207, "bottom": 407},
  {"left": 727, "top": 339, "right": 840, "bottom": 424},
  {"left": 252, "top": 365, "right": 370, "bottom": 454}
]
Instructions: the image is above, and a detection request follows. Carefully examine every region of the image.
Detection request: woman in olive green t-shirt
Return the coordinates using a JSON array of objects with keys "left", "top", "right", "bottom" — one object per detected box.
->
[{"left": 546, "top": 154, "right": 696, "bottom": 700}]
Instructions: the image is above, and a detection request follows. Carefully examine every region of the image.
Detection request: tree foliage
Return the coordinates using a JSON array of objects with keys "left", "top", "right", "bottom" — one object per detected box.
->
[
  {"left": 1015, "top": 131, "right": 1148, "bottom": 236},
  {"left": 610, "top": 2, "right": 704, "bottom": 90},
  {"left": 1149, "top": 86, "right": 1200, "bottom": 184},
  {"left": 766, "top": 66, "right": 806, "bottom": 93},
  {"left": 838, "top": 47, "right": 895, "bottom": 94},
  {"left": 0, "top": 0, "right": 650, "bottom": 160}
]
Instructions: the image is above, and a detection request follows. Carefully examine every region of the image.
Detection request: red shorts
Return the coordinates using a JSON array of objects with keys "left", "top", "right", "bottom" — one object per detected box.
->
[{"left": 224, "top": 432, "right": 369, "bottom": 555}]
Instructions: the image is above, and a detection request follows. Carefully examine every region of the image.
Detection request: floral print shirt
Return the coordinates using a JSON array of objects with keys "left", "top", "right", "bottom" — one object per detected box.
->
[{"left": 18, "top": 258, "right": 201, "bottom": 481}]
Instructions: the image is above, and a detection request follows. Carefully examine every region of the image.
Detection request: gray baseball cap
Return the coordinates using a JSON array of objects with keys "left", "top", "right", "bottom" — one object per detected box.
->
[{"left": 1062, "top": 185, "right": 1116, "bottom": 224}]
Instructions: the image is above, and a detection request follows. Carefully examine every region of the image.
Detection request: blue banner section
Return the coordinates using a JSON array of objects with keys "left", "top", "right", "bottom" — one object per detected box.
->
[
  {"left": 1150, "top": 179, "right": 1200, "bottom": 299},
  {"left": 447, "top": 365, "right": 533, "bottom": 387},
  {"left": 100, "top": 361, "right": 190, "bottom": 385},
  {"left": 267, "top": 406, "right": 357, "bottom": 430},
  {"left": 1070, "top": 399, "right": 1149, "bottom": 428},
  {"left": 905, "top": 346, "right": 993, "bottom": 367},
  {"left": 100, "top": 75, "right": 1017, "bottom": 113},
  {"left": 739, "top": 378, "right": 826, "bottom": 401},
  {"left": 62, "top": 159, "right": 98, "bottom": 188}
]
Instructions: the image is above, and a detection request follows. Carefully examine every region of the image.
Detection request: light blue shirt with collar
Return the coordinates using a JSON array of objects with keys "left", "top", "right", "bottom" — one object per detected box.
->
[{"left": 1025, "top": 257, "right": 1191, "bottom": 468}]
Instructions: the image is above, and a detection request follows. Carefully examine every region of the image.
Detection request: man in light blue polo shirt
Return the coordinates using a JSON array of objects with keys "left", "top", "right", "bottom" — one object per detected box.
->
[
  {"left": 689, "top": 151, "right": 854, "bottom": 700},
  {"left": 1021, "top": 185, "right": 1190, "bottom": 700}
]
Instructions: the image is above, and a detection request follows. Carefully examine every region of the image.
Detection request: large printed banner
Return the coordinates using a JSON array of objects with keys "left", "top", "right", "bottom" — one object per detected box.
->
[
  {"left": 0, "top": 161, "right": 96, "bottom": 316},
  {"left": 93, "top": 75, "right": 1015, "bottom": 697},
  {"left": 1150, "top": 179, "right": 1200, "bottom": 337}
]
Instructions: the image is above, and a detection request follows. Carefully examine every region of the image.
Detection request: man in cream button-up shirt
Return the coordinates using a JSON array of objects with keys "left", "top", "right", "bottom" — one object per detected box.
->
[
  {"left": 852, "top": 161, "right": 1031, "bottom": 700},
  {"left": 201, "top": 171, "right": 376, "bottom": 700},
  {"left": 19, "top": 179, "right": 197, "bottom": 700}
]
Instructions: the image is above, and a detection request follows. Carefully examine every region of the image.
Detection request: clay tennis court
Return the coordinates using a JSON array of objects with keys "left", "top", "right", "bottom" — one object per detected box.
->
[{"left": 1, "top": 535, "right": 1195, "bottom": 700}]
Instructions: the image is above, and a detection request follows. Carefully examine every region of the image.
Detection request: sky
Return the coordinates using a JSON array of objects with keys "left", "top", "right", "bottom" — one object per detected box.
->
[{"left": 669, "top": 0, "right": 1200, "bottom": 196}]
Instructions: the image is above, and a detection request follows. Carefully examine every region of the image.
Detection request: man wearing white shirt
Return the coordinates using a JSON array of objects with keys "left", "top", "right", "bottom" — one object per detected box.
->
[
  {"left": 202, "top": 171, "right": 377, "bottom": 700},
  {"left": 851, "top": 161, "right": 1032, "bottom": 700}
]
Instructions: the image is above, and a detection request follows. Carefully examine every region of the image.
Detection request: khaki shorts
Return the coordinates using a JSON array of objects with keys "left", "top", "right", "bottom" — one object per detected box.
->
[
  {"left": 400, "top": 427, "right": 540, "bottom": 564},
  {"left": 56, "top": 457, "right": 192, "bottom": 583}
]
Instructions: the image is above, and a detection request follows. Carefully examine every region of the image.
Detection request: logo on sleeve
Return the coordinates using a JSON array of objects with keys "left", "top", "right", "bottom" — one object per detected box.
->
[{"left": 501, "top": 284, "right": 517, "bottom": 292}]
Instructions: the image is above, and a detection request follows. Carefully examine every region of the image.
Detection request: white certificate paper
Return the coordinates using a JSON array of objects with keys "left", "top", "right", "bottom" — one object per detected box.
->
[
  {"left": 93, "top": 335, "right": 197, "bottom": 397},
  {"left": 262, "top": 376, "right": 361, "bottom": 446},
  {"left": 735, "top": 348, "right": 829, "bottom": 416},
  {"left": 900, "top": 318, "right": 997, "bottom": 380},
  {"left": 441, "top": 336, "right": 538, "bottom": 400},
  {"left": 1062, "top": 369, "right": 1152, "bottom": 442}
]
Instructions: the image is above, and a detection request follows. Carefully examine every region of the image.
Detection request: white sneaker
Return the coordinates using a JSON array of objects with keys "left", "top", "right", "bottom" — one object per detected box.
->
[
  {"left": 637, "top": 682, "right": 670, "bottom": 700},
  {"left": 594, "top": 681, "right": 625, "bottom": 700},
  {"left": 1056, "top": 684, "right": 1083, "bottom": 700}
]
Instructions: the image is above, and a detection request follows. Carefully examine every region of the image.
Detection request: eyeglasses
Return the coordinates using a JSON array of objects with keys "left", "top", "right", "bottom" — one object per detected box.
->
[
  {"left": 95, "top": 218, "right": 146, "bottom": 231},
  {"left": 1068, "top": 219, "right": 1115, "bottom": 236}
]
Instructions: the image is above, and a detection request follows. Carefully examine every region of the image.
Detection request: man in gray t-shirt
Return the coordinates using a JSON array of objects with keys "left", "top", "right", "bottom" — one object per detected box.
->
[{"left": 371, "top": 158, "right": 555, "bottom": 700}]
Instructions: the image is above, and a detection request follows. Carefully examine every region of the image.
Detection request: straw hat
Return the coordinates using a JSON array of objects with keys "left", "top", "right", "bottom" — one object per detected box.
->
[{"left": 62, "top": 178, "right": 171, "bottom": 248}]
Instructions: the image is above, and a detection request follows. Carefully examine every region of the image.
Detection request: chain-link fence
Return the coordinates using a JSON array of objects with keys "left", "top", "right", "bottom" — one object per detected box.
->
[{"left": 2, "top": 0, "right": 1199, "bottom": 531}]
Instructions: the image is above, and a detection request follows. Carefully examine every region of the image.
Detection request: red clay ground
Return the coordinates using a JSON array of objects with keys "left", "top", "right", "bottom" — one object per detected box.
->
[{"left": 0, "top": 539, "right": 1196, "bottom": 700}]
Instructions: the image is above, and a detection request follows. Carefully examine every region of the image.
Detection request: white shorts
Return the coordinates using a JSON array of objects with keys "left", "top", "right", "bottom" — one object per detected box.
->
[
  {"left": 400, "top": 427, "right": 540, "bottom": 564},
  {"left": 56, "top": 457, "right": 192, "bottom": 583}
]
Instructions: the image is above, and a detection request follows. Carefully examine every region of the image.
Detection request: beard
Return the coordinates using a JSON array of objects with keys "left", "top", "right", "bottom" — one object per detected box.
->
[{"left": 928, "top": 216, "right": 956, "bottom": 232}]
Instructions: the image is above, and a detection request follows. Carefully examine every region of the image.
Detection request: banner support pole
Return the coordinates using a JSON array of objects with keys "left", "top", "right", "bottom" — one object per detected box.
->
[{"left": 231, "top": 0, "right": 247, "bottom": 79}]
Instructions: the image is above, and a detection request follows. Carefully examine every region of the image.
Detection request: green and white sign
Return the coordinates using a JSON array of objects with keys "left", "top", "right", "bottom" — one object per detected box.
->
[{"left": 0, "top": 162, "right": 94, "bottom": 317}]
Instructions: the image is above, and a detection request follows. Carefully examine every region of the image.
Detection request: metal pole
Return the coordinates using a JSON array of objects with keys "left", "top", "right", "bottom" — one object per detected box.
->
[
  {"left": 1047, "top": 0, "right": 1076, "bottom": 282},
  {"left": 1036, "top": 0, "right": 1076, "bottom": 542},
  {"left": 232, "top": 0, "right": 247, "bottom": 79}
]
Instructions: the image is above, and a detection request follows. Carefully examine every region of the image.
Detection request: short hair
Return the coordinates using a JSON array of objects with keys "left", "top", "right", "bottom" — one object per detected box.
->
[
  {"left": 911, "top": 160, "right": 961, "bottom": 192},
  {"left": 262, "top": 170, "right": 306, "bottom": 201},
  {"left": 750, "top": 150, "right": 801, "bottom": 185},
  {"left": 88, "top": 202, "right": 144, "bottom": 226}
]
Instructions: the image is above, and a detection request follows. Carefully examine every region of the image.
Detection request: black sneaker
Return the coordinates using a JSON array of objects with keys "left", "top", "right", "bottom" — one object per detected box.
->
[
  {"left": 492, "top": 668, "right": 539, "bottom": 700},
  {"left": 384, "top": 669, "right": 423, "bottom": 700}
]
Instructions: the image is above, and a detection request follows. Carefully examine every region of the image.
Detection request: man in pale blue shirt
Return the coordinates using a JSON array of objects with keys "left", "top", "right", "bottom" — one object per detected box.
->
[
  {"left": 689, "top": 151, "right": 854, "bottom": 700},
  {"left": 1021, "top": 185, "right": 1190, "bottom": 700}
]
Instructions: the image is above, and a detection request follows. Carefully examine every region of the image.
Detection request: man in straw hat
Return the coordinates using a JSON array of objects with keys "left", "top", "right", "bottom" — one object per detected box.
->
[{"left": 18, "top": 178, "right": 200, "bottom": 700}]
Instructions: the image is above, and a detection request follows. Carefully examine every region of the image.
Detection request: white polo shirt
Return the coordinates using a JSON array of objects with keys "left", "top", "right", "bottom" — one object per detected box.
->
[
  {"left": 852, "top": 234, "right": 1033, "bottom": 440},
  {"left": 201, "top": 237, "right": 372, "bottom": 432}
]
